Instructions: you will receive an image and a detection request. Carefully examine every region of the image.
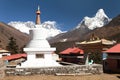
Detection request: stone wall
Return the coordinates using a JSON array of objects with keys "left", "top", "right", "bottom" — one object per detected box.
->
[
  {"left": 0, "top": 60, "right": 5, "bottom": 79},
  {"left": 5, "top": 64, "right": 103, "bottom": 76}
]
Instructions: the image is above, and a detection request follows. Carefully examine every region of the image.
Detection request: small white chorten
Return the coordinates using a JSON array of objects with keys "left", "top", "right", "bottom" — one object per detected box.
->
[{"left": 17, "top": 6, "right": 61, "bottom": 68}]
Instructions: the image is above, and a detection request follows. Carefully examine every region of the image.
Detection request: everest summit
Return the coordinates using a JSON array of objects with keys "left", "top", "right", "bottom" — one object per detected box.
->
[
  {"left": 8, "top": 21, "right": 62, "bottom": 38},
  {"left": 8, "top": 21, "right": 34, "bottom": 34}
]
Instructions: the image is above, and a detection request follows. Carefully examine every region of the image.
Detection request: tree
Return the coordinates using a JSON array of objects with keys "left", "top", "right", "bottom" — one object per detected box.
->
[
  {"left": 19, "top": 45, "right": 26, "bottom": 53},
  {"left": 89, "top": 52, "right": 102, "bottom": 64},
  {"left": 6, "top": 37, "right": 19, "bottom": 54}
]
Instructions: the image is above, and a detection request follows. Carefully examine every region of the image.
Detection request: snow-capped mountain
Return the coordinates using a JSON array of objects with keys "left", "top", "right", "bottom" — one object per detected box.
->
[
  {"left": 76, "top": 9, "right": 110, "bottom": 30},
  {"left": 8, "top": 21, "right": 62, "bottom": 38},
  {"left": 49, "top": 9, "right": 111, "bottom": 43},
  {"left": 8, "top": 21, "right": 34, "bottom": 34},
  {"left": 41, "top": 21, "right": 63, "bottom": 38}
]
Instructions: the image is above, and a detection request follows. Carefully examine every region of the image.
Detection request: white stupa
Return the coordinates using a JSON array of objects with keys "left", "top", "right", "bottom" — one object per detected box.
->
[{"left": 17, "top": 6, "right": 61, "bottom": 68}]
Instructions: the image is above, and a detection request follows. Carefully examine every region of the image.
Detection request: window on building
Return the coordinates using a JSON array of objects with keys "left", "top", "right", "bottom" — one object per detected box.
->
[
  {"left": 36, "top": 54, "right": 44, "bottom": 58},
  {"left": 2, "top": 54, "right": 7, "bottom": 57}
]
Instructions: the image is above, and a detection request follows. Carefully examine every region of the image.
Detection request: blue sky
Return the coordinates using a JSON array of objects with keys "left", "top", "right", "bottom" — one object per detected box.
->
[{"left": 0, "top": 0, "right": 120, "bottom": 31}]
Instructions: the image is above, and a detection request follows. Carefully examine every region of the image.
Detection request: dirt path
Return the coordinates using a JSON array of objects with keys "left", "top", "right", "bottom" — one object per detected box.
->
[{"left": 2, "top": 74, "right": 120, "bottom": 80}]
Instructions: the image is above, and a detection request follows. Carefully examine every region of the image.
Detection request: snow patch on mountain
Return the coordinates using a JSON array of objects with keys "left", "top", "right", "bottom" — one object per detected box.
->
[
  {"left": 8, "top": 21, "right": 62, "bottom": 38},
  {"left": 76, "top": 9, "right": 111, "bottom": 30},
  {"left": 8, "top": 21, "right": 34, "bottom": 34},
  {"left": 42, "top": 21, "right": 63, "bottom": 37}
]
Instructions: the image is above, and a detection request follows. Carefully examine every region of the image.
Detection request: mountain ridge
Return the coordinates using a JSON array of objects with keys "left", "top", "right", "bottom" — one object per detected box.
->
[
  {"left": 51, "top": 16, "right": 120, "bottom": 53},
  {"left": 49, "top": 9, "right": 110, "bottom": 44}
]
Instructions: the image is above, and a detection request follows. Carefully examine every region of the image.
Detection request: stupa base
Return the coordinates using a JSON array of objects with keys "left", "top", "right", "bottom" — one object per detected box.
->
[{"left": 16, "top": 60, "right": 61, "bottom": 68}]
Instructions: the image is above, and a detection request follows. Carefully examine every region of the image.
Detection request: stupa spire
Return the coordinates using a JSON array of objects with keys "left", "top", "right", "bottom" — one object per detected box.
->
[
  {"left": 36, "top": 5, "right": 41, "bottom": 25},
  {"left": 38, "top": 5, "right": 40, "bottom": 10}
]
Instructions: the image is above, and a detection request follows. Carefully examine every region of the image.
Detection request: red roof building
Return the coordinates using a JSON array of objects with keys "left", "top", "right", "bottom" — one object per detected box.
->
[
  {"left": 104, "top": 44, "right": 120, "bottom": 53},
  {"left": 1, "top": 54, "right": 27, "bottom": 60},
  {"left": 59, "top": 47, "right": 84, "bottom": 64},
  {"left": 60, "top": 47, "right": 84, "bottom": 54},
  {"left": 103, "top": 44, "right": 120, "bottom": 73}
]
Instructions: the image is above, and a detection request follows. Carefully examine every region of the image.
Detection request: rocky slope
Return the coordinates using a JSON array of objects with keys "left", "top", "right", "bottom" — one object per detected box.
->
[{"left": 0, "top": 22, "right": 29, "bottom": 51}]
